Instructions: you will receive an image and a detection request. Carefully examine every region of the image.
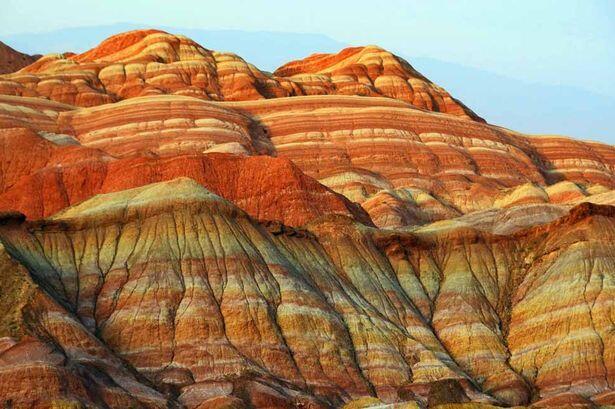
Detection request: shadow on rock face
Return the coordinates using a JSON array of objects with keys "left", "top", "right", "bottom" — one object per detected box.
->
[{"left": 427, "top": 379, "right": 470, "bottom": 407}]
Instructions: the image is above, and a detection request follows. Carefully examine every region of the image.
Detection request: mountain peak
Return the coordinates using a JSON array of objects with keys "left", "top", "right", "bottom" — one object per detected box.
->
[
  {"left": 274, "top": 44, "right": 398, "bottom": 76},
  {"left": 0, "top": 28, "right": 479, "bottom": 119},
  {"left": 72, "top": 28, "right": 210, "bottom": 64},
  {"left": 275, "top": 44, "right": 482, "bottom": 120},
  {"left": 48, "top": 177, "right": 239, "bottom": 226},
  {"left": 73, "top": 29, "right": 166, "bottom": 61}
]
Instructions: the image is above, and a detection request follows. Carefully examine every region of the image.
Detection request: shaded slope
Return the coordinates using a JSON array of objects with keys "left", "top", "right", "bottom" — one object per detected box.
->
[{"left": 0, "top": 41, "right": 39, "bottom": 75}]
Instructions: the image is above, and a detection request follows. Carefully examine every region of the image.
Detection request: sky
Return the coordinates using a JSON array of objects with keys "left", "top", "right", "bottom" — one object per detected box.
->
[{"left": 1, "top": 0, "right": 614, "bottom": 142}]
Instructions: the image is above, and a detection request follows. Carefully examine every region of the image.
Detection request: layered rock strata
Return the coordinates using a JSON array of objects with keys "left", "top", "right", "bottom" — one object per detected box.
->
[
  {"left": 1, "top": 93, "right": 614, "bottom": 229},
  {"left": 0, "top": 29, "right": 478, "bottom": 120},
  {"left": 0, "top": 28, "right": 613, "bottom": 409},
  {"left": 0, "top": 181, "right": 613, "bottom": 408}
]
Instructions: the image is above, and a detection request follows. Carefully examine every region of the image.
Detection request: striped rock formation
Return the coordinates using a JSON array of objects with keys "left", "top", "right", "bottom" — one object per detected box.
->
[
  {"left": 0, "top": 28, "right": 614, "bottom": 409},
  {"left": 55, "top": 95, "right": 271, "bottom": 157},
  {"left": 0, "top": 180, "right": 614, "bottom": 408},
  {"left": 227, "top": 96, "right": 615, "bottom": 227},
  {"left": 0, "top": 29, "right": 477, "bottom": 120},
  {"left": 274, "top": 45, "right": 481, "bottom": 120},
  {"left": 1, "top": 92, "right": 614, "bottom": 228}
]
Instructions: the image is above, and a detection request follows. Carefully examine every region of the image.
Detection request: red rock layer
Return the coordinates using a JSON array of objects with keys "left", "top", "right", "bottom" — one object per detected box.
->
[
  {"left": 0, "top": 151, "right": 371, "bottom": 226},
  {"left": 0, "top": 94, "right": 370, "bottom": 227},
  {"left": 0, "top": 127, "right": 108, "bottom": 194}
]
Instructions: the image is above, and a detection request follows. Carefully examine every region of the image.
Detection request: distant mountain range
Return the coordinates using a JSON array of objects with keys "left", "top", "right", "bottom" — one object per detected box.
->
[
  {"left": 410, "top": 57, "right": 615, "bottom": 144},
  {"left": 1, "top": 22, "right": 613, "bottom": 144}
]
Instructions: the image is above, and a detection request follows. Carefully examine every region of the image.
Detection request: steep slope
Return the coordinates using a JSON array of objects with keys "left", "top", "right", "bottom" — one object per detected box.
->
[
  {"left": 0, "top": 179, "right": 475, "bottom": 408},
  {"left": 0, "top": 221, "right": 170, "bottom": 407},
  {"left": 0, "top": 41, "right": 39, "bottom": 74},
  {"left": 374, "top": 202, "right": 615, "bottom": 407},
  {"left": 0, "top": 29, "right": 478, "bottom": 120}
]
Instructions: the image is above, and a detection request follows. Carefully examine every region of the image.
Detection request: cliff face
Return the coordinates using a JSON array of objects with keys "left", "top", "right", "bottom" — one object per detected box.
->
[{"left": 0, "top": 29, "right": 614, "bottom": 409}]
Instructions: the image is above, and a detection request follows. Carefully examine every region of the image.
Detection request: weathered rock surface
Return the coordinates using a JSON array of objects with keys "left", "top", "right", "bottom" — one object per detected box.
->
[
  {"left": 0, "top": 28, "right": 614, "bottom": 409},
  {"left": 0, "top": 180, "right": 614, "bottom": 408},
  {"left": 0, "top": 240, "right": 170, "bottom": 408}
]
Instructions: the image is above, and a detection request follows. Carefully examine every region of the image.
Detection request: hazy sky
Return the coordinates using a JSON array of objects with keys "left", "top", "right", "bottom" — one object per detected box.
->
[{"left": 2, "top": 0, "right": 614, "bottom": 98}]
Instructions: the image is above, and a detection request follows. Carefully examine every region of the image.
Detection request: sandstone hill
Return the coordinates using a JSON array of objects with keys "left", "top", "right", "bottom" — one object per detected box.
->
[
  {"left": 0, "top": 29, "right": 614, "bottom": 409},
  {"left": 0, "top": 29, "right": 478, "bottom": 120}
]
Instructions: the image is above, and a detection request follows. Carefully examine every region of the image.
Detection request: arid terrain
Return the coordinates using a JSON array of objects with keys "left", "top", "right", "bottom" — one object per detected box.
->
[{"left": 0, "top": 29, "right": 613, "bottom": 409}]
